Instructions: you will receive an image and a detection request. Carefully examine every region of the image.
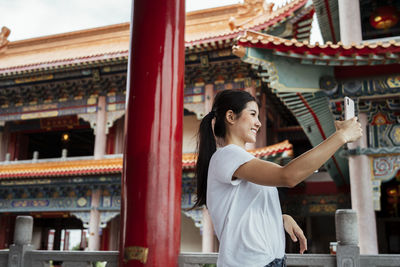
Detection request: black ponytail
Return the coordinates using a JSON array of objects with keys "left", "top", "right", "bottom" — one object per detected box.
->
[
  {"left": 191, "top": 111, "right": 216, "bottom": 209},
  {"left": 191, "top": 89, "right": 256, "bottom": 209}
]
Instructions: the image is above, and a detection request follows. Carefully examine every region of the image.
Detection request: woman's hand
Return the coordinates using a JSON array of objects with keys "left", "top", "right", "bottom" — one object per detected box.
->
[
  {"left": 282, "top": 214, "right": 307, "bottom": 254},
  {"left": 335, "top": 117, "right": 363, "bottom": 143}
]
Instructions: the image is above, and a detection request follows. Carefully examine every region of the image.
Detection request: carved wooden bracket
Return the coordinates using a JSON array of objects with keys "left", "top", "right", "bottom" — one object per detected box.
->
[
  {"left": 0, "top": 27, "right": 10, "bottom": 54},
  {"left": 79, "top": 111, "right": 125, "bottom": 135}
]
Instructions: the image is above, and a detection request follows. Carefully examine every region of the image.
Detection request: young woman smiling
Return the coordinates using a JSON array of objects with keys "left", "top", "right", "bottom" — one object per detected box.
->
[{"left": 192, "top": 89, "right": 362, "bottom": 267}]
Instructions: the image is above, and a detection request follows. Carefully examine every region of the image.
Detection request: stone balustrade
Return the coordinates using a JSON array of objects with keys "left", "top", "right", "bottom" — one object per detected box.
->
[
  {"left": 2, "top": 211, "right": 400, "bottom": 267},
  {"left": 24, "top": 251, "right": 118, "bottom": 267},
  {"left": 178, "top": 253, "right": 400, "bottom": 267}
]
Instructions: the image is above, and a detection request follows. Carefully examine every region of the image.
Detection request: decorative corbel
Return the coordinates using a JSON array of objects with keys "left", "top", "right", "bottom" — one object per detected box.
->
[
  {"left": 0, "top": 27, "right": 10, "bottom": 54},
  {"left": 106, "top": 110, "right": 125, "bottom": 134},
  {"left": 78, "top": 113, "right": 98, "bottom": 134},
  {"left": 184, "top": 103, "right": 205, "bottom": 120}
]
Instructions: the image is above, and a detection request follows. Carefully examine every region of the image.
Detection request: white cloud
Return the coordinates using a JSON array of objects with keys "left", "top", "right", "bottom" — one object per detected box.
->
[
  {"left": 0, "top": 0, "right": 132, "bottom": 41},
  {"left": 186, "top": 0, "right": 241, "bottom": 12},
  {"left": 0, "top": 0, "right": 245, "bottom": 41}
]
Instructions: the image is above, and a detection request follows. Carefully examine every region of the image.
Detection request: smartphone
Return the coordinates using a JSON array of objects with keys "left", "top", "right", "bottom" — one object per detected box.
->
[{"left": 344, "top": 96, "right": 355, "bottom": 120}]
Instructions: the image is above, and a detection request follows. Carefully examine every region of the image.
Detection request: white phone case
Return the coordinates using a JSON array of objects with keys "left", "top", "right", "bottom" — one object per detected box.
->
[{"left": 344, "top": 97, "right": 355, "bottom": 120}]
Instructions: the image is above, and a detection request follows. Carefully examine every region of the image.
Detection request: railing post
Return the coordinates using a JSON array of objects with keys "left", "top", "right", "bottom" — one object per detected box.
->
[
  {"left": 61, "top": 149, "right": 68, "bottom": 159},
  {"left": 335, "top": 209, "right": 360, "bottom": 267},
  {"left": 8, "top": 216, "right": 33, "bottom": 267},
  {"left": 32, "top": 151, "right": 39, "bottom": 162}
]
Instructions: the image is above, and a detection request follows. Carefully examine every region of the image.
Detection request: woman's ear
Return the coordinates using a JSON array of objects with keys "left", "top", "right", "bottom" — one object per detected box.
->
[{"left": 225, "top": 110, "right": 236, "bottom": 125}]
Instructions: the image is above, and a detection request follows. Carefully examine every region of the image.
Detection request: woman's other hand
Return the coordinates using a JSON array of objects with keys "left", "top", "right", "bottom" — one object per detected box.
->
[
  {"left": 335, "top": 117, "right": 363, "bottom": 143},
  {"left": 282, "top": 214, "right": 307, "bottom": 254}
]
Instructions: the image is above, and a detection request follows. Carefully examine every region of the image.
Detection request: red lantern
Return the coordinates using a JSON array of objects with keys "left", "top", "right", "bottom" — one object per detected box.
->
[
  {"left": 387, "top": 187, "right": 398, "bottom": 197},
  {"left": 370, "top": 6, "right": 399, "bottom": 30}
]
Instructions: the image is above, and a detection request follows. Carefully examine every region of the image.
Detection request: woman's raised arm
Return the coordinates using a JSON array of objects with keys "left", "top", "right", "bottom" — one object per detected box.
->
[{"left": 233, "top": 118, "right": 362, "bottom": 187}]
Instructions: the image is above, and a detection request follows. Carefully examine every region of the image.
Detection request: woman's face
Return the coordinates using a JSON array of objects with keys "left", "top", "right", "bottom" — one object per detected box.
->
[{"left": 231, "top": 101, "right": 261, "bottom": 144}]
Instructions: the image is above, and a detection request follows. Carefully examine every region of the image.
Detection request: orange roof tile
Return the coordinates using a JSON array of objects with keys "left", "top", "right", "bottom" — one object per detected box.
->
[
  {"left": 0, "top": 158, "right": 122, "bottom": 179},
  {"left": 237, "top": 30, "right": 400, "bottom": 65},
  {"left": 182, "top": 140, "right": 293, "bottom": 170},
  {"left": 247, "top": 140, "right": 293, "bottom": 158}
]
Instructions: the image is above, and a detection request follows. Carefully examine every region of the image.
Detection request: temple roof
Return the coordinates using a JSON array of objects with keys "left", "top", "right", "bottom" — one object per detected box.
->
[
  {"left": 0, "top": 0, "right": 309, "bottom": 76},
  {"left": 0, "top": 141, "right": 293, "bottom": 178},
  {"left": 237, "top": 30, "right": 400, "bottom": 66},
  {"left": 0, "top": 23, "right": 131, "bottom": 76},
  {"left": 185, "top": 0, "right": 309, "bottom": 47}
]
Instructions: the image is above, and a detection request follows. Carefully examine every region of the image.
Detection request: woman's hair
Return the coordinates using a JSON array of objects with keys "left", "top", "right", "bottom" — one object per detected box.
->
[{"left": 191, "top": 89, "right": 256, "bottom": 209}]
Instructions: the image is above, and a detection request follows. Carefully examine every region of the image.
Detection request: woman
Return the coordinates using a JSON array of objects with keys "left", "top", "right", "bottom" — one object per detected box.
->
[{"left": 192, "top": 89, "right": 362, "bottom": 267}]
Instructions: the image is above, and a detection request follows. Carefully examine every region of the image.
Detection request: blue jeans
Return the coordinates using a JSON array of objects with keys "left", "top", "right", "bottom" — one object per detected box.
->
[{"left": 264, "top": 255, "right": 287, "bottom": 267}]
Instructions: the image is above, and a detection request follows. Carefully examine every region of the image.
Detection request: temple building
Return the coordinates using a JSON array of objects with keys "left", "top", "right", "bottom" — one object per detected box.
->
[{"left": 1, "top": 0, "right": 398, "bottom": 256}]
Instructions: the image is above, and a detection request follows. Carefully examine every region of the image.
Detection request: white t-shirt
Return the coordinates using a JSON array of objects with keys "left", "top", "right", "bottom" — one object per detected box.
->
[{"left": 207, "top": 144, "right": 285, "bottom": 267}]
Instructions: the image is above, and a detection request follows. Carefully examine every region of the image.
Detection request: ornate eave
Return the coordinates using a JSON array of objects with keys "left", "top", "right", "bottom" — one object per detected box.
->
[
  {"left": 237, "top": 30, "right": 400, "bottom": 66},
  {"left": 312, "top": 0, "right": 340, "bottom": 43},
  {"left": 289, "top": 5, "right": 315, "bottom": 42},
  {"left": 0, "top": 51, "right": 129, "bottom": 77},
  {"left": 0, "top": 70, "right": 127, "bottom": 115}
]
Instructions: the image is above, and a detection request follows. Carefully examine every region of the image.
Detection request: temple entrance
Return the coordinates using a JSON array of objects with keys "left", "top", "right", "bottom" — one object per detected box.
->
[
  {"left": 377, "top": 176, "right": 400, "bottom": 253},
  {"left": 26, "top": 127, "right": 94, "bottom": 159},
  {"left": 5, "top": 116, "right": 94, "bottom": 160}
]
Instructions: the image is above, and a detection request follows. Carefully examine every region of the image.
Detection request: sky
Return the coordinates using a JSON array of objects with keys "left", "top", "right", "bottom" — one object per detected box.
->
[{"left": 0, "top": 0, "right": 321, "bottom": 42}]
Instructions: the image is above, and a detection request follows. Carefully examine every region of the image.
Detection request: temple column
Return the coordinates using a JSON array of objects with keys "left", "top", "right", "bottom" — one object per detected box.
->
[
  {"left": 0, "top": 130, "right": 3, "bottom": 161},
  {"left": 120, "top": 0, "right": 184, "bottom": 265},
  {"left": 114, "top": 117, "right": 125, "bottom": 154},
  {"left": 0, "top": 215, "right": 9, "bottom": 249},
  {"left": 94, "top": 96, "right": 107, "bottom": 159},
  {"left": 204, "top": 84, "right": 214, "bottom": 113},
  {"left": 108, "top": 216, "right": 120, "bottom": 250},
  {"left": 40, "top": 227, "right": 49, "bottom": 250},
  {"left": 202, "top": 84, "right": 216, "bottom": 252},
  {"left": 338, "top": 0, "right": 362, "bottom": 45},
  {"left": 53, "top": 222, "right": 63, "bottom": 267},
  {"left": 0, "top": 121, "right": 5, "bottom": 161},
  {"left": 348, "top": 113, "right": 378, "bottom": 254},
  {"left": 245, "top": 86, "right": 256, "bottom": 149},
  {"left": 88, "top": 189, "right": 101, "bottom": 251},
  {"left": 338, "top": 0, "right": 377, "bottom": 253},
  {"left": 256, "top": 93, "right": 267, "bottom": 148},
  {"left": 202, "top": 208, "right": 215, "bottom": 252},
  {"left": 87, "top": 95, "right": 107, "bottom": 251}
]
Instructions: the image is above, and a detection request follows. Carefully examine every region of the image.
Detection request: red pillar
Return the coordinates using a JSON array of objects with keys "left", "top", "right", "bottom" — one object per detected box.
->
[{"left": 120, "top": 0, "right": 184, "bottom": 265}]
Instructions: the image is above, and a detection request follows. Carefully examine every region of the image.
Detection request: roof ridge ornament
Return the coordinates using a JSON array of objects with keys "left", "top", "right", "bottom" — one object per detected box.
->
[
  {"left": 238, "top": 0, "right": 269, "bottom": 16},
  {"left": 229, "top": 1, "right": 275, "bottom": 31},
  {"left": 0, "top": 26, "right": 11, "bottom": 54}
]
